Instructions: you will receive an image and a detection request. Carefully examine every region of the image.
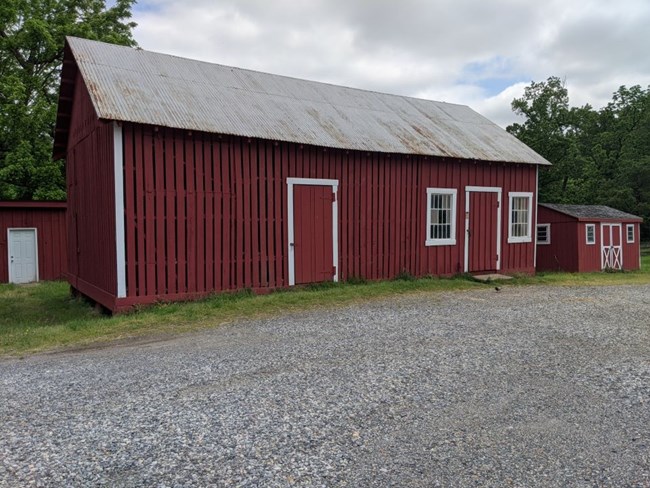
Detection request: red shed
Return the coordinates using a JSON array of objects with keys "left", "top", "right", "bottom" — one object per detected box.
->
[
  {"left": 536, "top": 204, "right": 642, "bottom": 272},
  {"left": 53, "top": 37, "right": 550, "bottom": 312},
  {"left": 0, "top": 202, "right": 67, "bottom": 283}
]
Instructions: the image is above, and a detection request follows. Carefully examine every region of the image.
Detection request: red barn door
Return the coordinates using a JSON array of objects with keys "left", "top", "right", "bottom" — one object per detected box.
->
[
  {"left": 466, "top": 188, "right": 501, "bottom": 273},
  {"left": 288, "top": 179, "right": 338, "bottom": 285}
]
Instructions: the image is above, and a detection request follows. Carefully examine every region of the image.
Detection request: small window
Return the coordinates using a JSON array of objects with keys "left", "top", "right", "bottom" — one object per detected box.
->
[
  {"left": 425, "top": 188, "right": 457, "bottom": 246},
  {"left": 537, "top": 224, "right": 550, "bottom": 244},
  {"left": 627, "top": 224, "right": 635, "bottom": 243},
  {"left": 508, "top": 192, "right": 533, "bottom": 243},
  {"left": 585, "top": 224, "right": 596, "bottom": 245}
]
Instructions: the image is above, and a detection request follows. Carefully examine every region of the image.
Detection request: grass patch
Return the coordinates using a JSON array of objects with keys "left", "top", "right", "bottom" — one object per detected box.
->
[
  {"left": 0, "top": 275, "right": 477, "bottom": 357},
  {"left": 2, "top": 252, "right": 649, "bottom": 357}
]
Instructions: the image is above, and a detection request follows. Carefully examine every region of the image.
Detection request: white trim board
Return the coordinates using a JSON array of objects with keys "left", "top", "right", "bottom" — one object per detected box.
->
[
  {"left": 7, "top": 227, "right": 39, "bottom": 284},
  {"left": 464, "top": 186, "right": 502, "bottom": 273},
  {"left": 113, "top": 122, "right": 127, "bottom": 298},
  {"left": 286, "top": 177, "right": 339, "bottom": 286}
]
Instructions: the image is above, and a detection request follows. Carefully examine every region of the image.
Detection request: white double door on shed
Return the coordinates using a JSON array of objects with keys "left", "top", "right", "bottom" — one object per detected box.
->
[
  {"left": 8, "top": 228, "right": 38, "bottom": 284},
  {"left": 601, "top": 223, "right": 622, "bottom": 270}
]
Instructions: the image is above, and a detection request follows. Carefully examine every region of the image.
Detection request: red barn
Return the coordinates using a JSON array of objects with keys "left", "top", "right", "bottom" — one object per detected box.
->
[
  {"left": 0, "top": 202, "right": 67, "bottom": 283},
  {"left": 53, "top": 37, "right": 550, "bottom": 312},
  {"left": 536, "top": 204, "right": 642, "bottom": 272}
]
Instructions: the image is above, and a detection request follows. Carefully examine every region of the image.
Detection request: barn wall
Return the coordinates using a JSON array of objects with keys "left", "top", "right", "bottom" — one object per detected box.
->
[
  {"left": 536, "top": 207, "right": 579, "bottom": 272},
  {"left": 0, "top": 205, "right": 67, "bottom": 282},
  {"left": 116, "top": 123, "right": 537, "bottom": 308},
  {"left": 65, "top": 72, "right": 117, "bottom": 305}
]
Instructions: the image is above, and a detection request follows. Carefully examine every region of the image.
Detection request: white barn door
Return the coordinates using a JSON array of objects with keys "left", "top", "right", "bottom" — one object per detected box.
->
[
  {"left": 601, "top": 223, "right": 622, "bottom": 270},
  {"left": 8, "top": 228, "right": 38, "bottom": 284}
]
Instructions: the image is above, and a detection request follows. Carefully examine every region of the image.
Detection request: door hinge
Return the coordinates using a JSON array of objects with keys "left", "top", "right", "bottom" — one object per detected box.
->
[
  {"left": 332, "top": 191, "right": 336, "bottom": 203},
  {"left": 332, "top": 265, "right": 337, "bottom": 277}
]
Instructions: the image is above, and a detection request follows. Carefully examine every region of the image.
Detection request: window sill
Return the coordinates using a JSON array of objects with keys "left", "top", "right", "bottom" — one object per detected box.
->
[
  {"left": 425, "top": 239, "right": 456, "bottom": 246},
  {"left": 507, "top": 236, "right": 532, "bottom": 244}
]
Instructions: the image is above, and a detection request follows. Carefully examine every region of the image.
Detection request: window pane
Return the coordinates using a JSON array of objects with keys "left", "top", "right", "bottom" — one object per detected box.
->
[
  {"left": 511, "top": 196, "right": 530, "bottom": 238},
  {"left": 586, "top": 225, "right": 595, "bottom": 243},
  {"left": 428, "top": 191, "right": 454, "bottom": 241}
]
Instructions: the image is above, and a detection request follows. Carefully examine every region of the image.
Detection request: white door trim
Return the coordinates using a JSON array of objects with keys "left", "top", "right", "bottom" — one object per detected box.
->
[
  {"left": 601, "top": 223, "right": 623, "bottom": 270},
  {"left": 113, "top": 122, "right": 127, "bottom": 298},
  {"left": 7, "top": 227, "right": 39, "bottom": 284},
  {"left": 464, "top": 186, "right": 502, "bottom": 273},
  {"left": 287, "top": 177, "right": 339, "bottom": 286}
]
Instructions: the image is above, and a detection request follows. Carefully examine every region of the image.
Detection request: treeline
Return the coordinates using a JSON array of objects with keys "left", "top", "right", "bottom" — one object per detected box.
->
[{"left": 507, "top": 77, "right": 650, "bottom": 239}]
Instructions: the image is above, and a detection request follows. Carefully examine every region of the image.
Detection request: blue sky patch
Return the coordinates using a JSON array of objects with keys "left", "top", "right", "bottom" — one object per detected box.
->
[{"left": 461, "top": 57, "right": 527, "bottom": 97}]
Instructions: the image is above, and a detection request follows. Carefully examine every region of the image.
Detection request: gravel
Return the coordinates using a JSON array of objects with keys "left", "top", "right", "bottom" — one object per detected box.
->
[{"left": 1, "top": 284, "right": 650, "bottom": 487}]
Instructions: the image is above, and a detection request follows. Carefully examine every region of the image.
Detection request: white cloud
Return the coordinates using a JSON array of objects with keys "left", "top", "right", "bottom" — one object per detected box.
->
[{"left": 133, "top": 0, "right": 650, "bottom": 127}]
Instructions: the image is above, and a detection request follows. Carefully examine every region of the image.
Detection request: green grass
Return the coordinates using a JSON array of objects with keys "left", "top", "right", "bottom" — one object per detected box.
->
[{"left": 2, "top": 252, "right": 649, "bottom": 357}]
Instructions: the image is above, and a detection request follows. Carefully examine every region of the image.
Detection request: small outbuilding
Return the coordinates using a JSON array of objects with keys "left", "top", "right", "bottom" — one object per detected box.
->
[
  {"left": 0, "top": 202, "right": 67, "bottom": 283},
  {"left": 536, "top": 204, "right": 642, "bottom": 272},
  {"left": 53, "top": 37, "right": 551, "bottom": 312}
]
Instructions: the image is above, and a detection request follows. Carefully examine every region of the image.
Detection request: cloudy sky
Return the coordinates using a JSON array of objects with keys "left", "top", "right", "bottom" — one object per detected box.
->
[{"left": 131, "top": 0, "right": 650, "bottom": 127}]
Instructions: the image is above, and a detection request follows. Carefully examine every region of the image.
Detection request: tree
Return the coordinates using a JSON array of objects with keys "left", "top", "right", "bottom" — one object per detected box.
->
[
  {"left": 506, "top": 76, "right": 596, "bottom": 203},
  {"left": 508, "top": 78, "right": 650, "bottom": 239},
  {"left": 0, "top": 0, "right": 137, "bottom": 200}
]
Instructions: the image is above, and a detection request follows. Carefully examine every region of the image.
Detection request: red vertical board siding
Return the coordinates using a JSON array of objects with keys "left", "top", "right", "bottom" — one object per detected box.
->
[
  {"left": 205, "top": 139, "right": 215, "bottom": 292},
  {"left": 65, "top": 73, "right": 116, "bottom": 304},
  {"left": 112, "top": 123, "right": 539, "bottom": 310},
  {"left": 123, "top": 126, "right": 137, "bottom": 296},
  {"left": 0, "top": 205, "right": 67, "bottom": 283},
  {"left": 577, "top": 221, "right": 600, "bottom": 272},
  {"left": 154, "top": 131, "right": 166, "bottom": 294},
  {"left": 164, "top": 129, "right": 177, "bottom": 295},
  {"left": 194, "top": 135, "right": 205, "bottom": 293},
  {"left": 622, "top": 223, "right": 641, "bottom": 270}
]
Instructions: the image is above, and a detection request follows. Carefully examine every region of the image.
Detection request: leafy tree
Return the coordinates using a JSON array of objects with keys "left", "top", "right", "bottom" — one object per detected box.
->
[
  {"left": 0, "top": 0, "right": 136, "bottom": 200},
  {"left": 506, "top": 77, "right": 595, "bottom": 202},
  {"left": 508, "top": 78, "right": 650, "bottom": 239}
]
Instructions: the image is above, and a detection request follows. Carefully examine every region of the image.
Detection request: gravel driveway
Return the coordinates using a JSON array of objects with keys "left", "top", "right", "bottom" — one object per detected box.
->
[{"left": 1, "top": 284, "right": 649, "bottom": 487}]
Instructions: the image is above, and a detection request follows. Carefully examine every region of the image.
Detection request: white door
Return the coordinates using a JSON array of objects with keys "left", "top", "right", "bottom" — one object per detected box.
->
[
  {"left": 8, "top": 228, "right": 38, "bottom": 284},
  {"left": 601, "top": 223, "right": 622, "bottom": 270}
]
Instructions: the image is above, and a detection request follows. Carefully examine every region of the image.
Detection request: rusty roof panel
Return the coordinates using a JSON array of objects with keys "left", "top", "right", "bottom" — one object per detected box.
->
[{"left": 66, "top": 37, "right": 550, "bottom": 165}]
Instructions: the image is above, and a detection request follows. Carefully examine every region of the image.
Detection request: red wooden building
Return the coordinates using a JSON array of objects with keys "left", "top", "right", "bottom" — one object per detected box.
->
[
  {"left": 54, "top": 37, "right": 550, "bottom": 312},
  {"left": 536, "top": 204, "right": 642, "bottom": 272},
  {"left": 0, "top": 202, "right": 67, "bottom": 283}
]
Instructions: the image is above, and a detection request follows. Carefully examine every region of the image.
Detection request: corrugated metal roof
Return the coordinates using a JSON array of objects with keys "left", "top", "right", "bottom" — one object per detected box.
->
[
  {"left": 540, "top": 204, "right": 642, "bottom": 221},
  {"left": 65, "top": 37, "right": 550, "bottom": 165}
]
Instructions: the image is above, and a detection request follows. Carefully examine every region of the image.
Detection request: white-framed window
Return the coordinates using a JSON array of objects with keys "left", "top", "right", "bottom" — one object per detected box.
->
[
  {"left": 585, "top": 224, "right": 596, "bottom": 245},
  {"left": 425, "top": 188, "right": 457, "bottom": 246},
  {"left": 626, "top": 224, "right": 635, "bottom": 243},
  {"left": 537, "top": 224, "right": 551, "bottom": 245},
  {"left": 508, "top": 192, "right": 533, "bottom": 243}
]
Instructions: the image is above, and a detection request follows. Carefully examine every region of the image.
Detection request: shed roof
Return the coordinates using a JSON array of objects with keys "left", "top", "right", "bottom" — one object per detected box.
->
[
  {"left": 54, "top": 37, "right": 550, "bottom": 166},
  {"left": 540, "top": 203, "right": 642, "bottom": 221}
]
